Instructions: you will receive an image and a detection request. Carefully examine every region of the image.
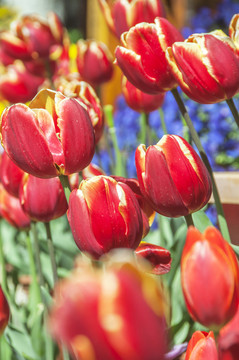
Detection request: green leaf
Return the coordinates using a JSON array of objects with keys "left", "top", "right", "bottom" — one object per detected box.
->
[{"left": 192, "top": 209, "right": 213, "bottom": 232}]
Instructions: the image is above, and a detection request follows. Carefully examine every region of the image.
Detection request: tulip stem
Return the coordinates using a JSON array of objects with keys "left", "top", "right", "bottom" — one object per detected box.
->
[
  {"left": 226, "top": 98, "right": 239, "bottom": 129},
  {"left": 31, "top": 222, "right": 45, "bottom": 288},
  {"left": 184, "top": 214, "right": 194, "bottom": 228},
  {"left": 104, "top": 104, "right": 126, "bottom": 177},
  {"left": 158, "top": 108, "right": 168, "bottom": 135},
  {"left": 44, "top": 222, "right": 58, "bottom": 285},
  {"left": 59, "top": 175, "right": 71, "bottom": 204},
  {"left": 139, "top": 112, "right": 147, "bottom": 146},
  {"left": 0, "top": 220, "right": 7, "bottom": 294},
  {"left": 171, "top": 88, "right": 231, "bottom": 243}
]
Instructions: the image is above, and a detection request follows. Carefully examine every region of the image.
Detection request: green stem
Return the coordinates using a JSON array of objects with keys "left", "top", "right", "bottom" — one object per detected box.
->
[
  {"left": 171, "top": 88, "right": 231, "bottom": 242},
  {"left": 104, "top": 105, "right": 126, "bottom": 177},
  {"left": 59, "top": 175, "right": 71, "bottom": 204},
  {"left": 0, "top": 220, "right": 7, "bottom": 294},
  {"left": 184, "top": 214, "right": 194, "bottom": 228},
  {"left": 139, "top": 112, "right": 147, "bottom": 145},
  {"left": 44, "top": 222, "right": 58, "bottom": 285},
  {"left": 226, "top": 98, "right": 239, "bottom": 129},
  {"left": 158, "top": 108, "right": 168, "bottom": 135},
  {"left": 31, "top": 222, "right": 45, "bottom": 288}
]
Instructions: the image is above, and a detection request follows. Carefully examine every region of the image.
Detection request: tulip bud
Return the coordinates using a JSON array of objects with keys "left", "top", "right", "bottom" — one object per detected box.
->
[
  {"left": 0, "top": 89, "right": 95, "bottom": 178},
  {"left": 166, "top": 31, "right": 239, "bottom": 104},
  {"left": 67, "top": 175, "right": 143, "bottom": 259},
  {"left": 115, "top": 18, "right": 184, "bottom": 94},
  {"left": 0, "top": 184, "right": 31, "bottom": 229},
  {"left": 135, "top": 243, "right": 171, "bottom": 275},
  {"left": 229, "top": 14, "right": 239, "bottom": 55},
  {"left": 0, "top": 151, "right": 25, "bottom": 197},
  {"left": 19, "top": 174, "right": 68, "bottom": 222},
  {"left": 181, "top": 226, "right": 239, "bottom": 329},
  {"left": 122, "top": 76, "right": 165, "bottom": 113},
  {"left": 49, "top": 251, "right": 168, "bottom": 359},
  {"left": 185, "top": 331, "right": 218, "bottom": 360},
  {"left": 0, "top": 286, "right": 10, "bottom": 335},
  {"left": 135, "top": 134, "right": 212, "bottom": 217},
  {"left": 82, "top": 163, "right": 105, "bottom": 179},
  {"left": 76, "top": 40, "right": 113, "bottom": 87},
  {"left": 98, "top": 0, "right": 165, "bottom": 39},
  {"left": 218, "top": 306, "right": 239, "bottom": 360}
]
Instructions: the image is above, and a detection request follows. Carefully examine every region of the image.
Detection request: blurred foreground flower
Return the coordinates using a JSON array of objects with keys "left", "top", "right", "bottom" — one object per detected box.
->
[
  {"left": 0, "top": 286, "right": 10, "bottom": 335},
  {"left": 166, "top": 31, "right": 239, "bottom": 104},
  {"left": 98, "top": 0, "right": 165, "bottom": 39},
  {"left": 185, "top": 331, "right": 218, "bottom": 360},
  {"left": 115, "top": 18, "right": 184, "bottom": 94},
  {"left": 49, "top": 251, "right": 168, "bottom": 360},
  {"left": 218, "top": 305, "right": 239, "bottom": 360},
  {"left": 181, "top": 226, "right": 239, "bottom": 329},
  {"left": 0, "top": 89, "right": 95, "bottom": 178},
  {"left": 135, "top": 134, "right": 212, "bottom": 217},
  {"left": 67, "top": 176, "right": 143, "bottom": 259}
]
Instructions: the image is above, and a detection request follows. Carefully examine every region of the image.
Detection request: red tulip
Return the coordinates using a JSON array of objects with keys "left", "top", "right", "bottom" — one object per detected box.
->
[
  {"left": 135, "top": 243, "right": 171, "bottom": 275},
  {"left": 76, "top": 40, "right": 113, "bottom": 87},
  {"left": 185, "top": 331, "right": 218, "bottom": 360},
  {"left": 0, "top": 286, "right": 10, "bottom": 335},
  {"left": 49, "top": 252, "right": 168, "bottom": 360},
  {"left": 82, "top": 163, "right": 105, "bottom": 179},
  {"left": 218, "top": 306, "right": 239, "bottom": 360},
  {"left": 98, "top": 0, "right": 165, "bottom": 39},
  {"left": 166, "top": 31, "right": 239, "bottom": 104},
  {"left": 115, "top": 18, "right": 184, "bottom": 94},
  {"left": 181, "top": 226, "right": 239, "bottom": 329},
  {"left": 0, "top": 62, "right": 45, "bottom": 103},
  {"left": 67, "top": 176, "right": 143, "bottom": 259},
  {"left": 0, "top": 184, "right": 31, "bottom": 229},
  {"left": 57, "top": 80, "right": 104, "bottom": 143},
  {"left": 135, "top": 134, "right": 212, "bottom": 217},
  {"left": 0, "top": 151, "right": 25, "bottom": 197},
  {"left": 229, "top": 14, "right": 239, "bottom": 55},
  {"left": 19, "top": 174, "right": 68, "bottom": 222},
  {"left": 122, "top": 76, "right": 165, "bottom": 113},
  {"left": 1, "top": 89, "right": 95, "bottom": 178}
]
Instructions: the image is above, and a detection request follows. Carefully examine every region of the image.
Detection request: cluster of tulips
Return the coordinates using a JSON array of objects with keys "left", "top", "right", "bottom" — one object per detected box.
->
[{"left": 0, "top": 0, "right": 239, "bottom": 359}]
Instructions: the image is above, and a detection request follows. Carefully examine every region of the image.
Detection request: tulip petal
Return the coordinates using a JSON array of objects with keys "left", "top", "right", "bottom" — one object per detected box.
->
[
  {"left": 135, "top": 243, "right": 172, "bottom": 275},
  {"left": 1, "top": 104, "right": 59, "bottom": 178}
]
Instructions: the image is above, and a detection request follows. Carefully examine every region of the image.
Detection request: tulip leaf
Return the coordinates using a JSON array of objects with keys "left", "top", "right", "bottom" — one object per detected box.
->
[{"left": 192, "top": 209, "right": 213, "bottom": 232}]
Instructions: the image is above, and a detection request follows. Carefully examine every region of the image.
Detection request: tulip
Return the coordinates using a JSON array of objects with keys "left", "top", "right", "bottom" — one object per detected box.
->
[
  {"left": 82, "top": 163, "right": 105, "bottom": 179},
  {"left": 166, "top": 31, "right": 239, "bottom": 104},
  {"left": 57, "top": 80, "right": 104, "bottom": 143},
  {"left": 0, "top": 12, "right": 64, "bottom": 60},
  {"left": 67, "top": 176, "right": 143, "bottom": 259},
  {"left": 218, "top": 305, "right": 239, "bottom": 360},
  {"left": 229, "top": 14, "right": 239, "bottom": 55},
  {"left": 0, "top": 151, "right": 25, "bottom": 197},
  {"left": 185, "top": 331, "right": 218, "bottom": 360},
  {"left": 1, "top": 89, "right": 95, "bottom": 178},
  {"left": 19, "top": 174, "right": 68, "bottom": 223},
  {"left": 181, "top": 226, "right": 239, "bottom": 329},
  {"left": 122, "top": 76, "right": 165, "bottom": 113},
  {"left": 135, "top": 134, "right": 212, "bottom": 217},
  {"left": 76, "top": 40, "right": 113, "bottom": 87},
  {"left": 115, "top": 18, "right": 184, "bottom": 94},
  {"left": 0, "top": 61, "right": 45, "bottom": 103},
  {"left": 98, "top": 0, "right": 165, "bottom": 39},
  {"left": 135, "top": 243, "right": 171, "bottom": 275},
  {"left": 0, "top": 286, "right": 10, "bottom": 335},
  {"left": 49, "top": 251, "right": 168, "bottom": 360},
  {"left": 0, "top": 184, "right": 31, "bottom": 229}
]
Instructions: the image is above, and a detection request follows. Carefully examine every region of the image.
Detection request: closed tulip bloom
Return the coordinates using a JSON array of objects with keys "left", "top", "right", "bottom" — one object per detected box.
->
[
  {"left": 218, "top": 306, "right": 239, "bottom": 360},
  {"left": 98, "top": 0, "right": 165, "bottom": 39},
  {"left": 166, "top": 31, "right": 239, "bottom": 104},
  {"left": 115, "top": 18, "right": 184, "bottom": 94},
  {"left": 0, "top": 286, "right": 10, "bottom": 335},
  {"left": 0, "top": 89, "right": 95, "bottom": 178},
  {"left": 49, "top": 252, "right": 168, "bottom": 360},
  {"left": 135, "top": 135, "right": 212, "bottom": 217},
  {"left": 0, "top": 184, "right": 31, "bottom": 229},
  {"left": 0, "top": 151, "right": 25, "bottom": 197},
  {"left": 135, "top": 243, "right": 171, "bottom": 275},
  {"left": 229, "top": 14, "right": 239, "bottom": 55},
  {"left": 19, "top": 174, "right": 68, "bottom": 222},
  {"left": 122, "top": 76, "right": 165, "bottom": 113},
  {"left": 76, "top": 40, "right": 113, "bottom": 87},
  {"left": 185, "top": 331, "right": 218, "bottom": 360},
  {"left": 181, "top": 226, "right": 239, "bottom": 329},
  {"left": 67, "top": 176, "right": 143, "bottom": 259}
]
